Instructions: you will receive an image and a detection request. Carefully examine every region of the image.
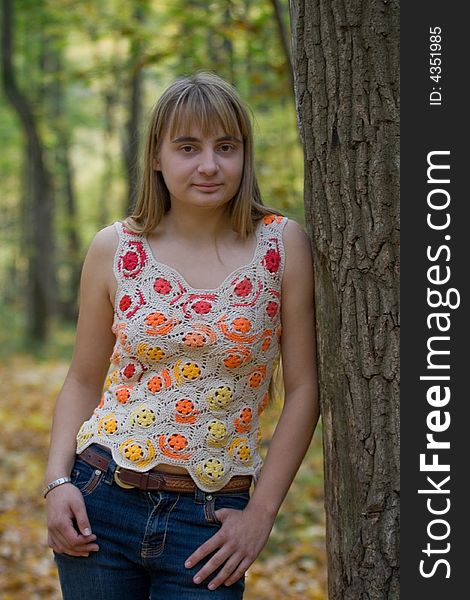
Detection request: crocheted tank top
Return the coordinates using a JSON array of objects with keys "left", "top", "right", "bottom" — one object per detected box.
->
[{"left": 76, "top": 213, "right": 288, "bottom": 492}]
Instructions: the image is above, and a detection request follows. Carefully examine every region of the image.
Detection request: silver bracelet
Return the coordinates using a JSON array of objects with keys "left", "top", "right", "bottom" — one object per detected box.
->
[{"left": 43, "top": 476, "right": 72, "bottom": 498}]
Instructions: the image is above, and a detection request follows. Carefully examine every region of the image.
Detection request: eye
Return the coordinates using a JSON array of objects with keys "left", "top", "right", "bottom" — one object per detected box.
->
[
  {"left": 179, "top": 145, "right": 196, "bottom": 153},
  {"left": 218, "top": 143, "right": 235, "bottom": 153}
]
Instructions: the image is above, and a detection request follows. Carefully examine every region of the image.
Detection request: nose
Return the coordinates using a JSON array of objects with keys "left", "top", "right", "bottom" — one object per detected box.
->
[{"left": 197, "top": 149, "right": 219, "bottom": 175}]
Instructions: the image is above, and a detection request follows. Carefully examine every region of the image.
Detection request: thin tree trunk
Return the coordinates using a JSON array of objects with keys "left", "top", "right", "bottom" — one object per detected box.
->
[
  {"left": 45, "top": 37, "right": 81, "bottom": 319},
  {"left": 2, "top": 0, "right": 55, "bottom": 342},
  {"left": 98, "top": 86, "right": 119, "bottom": 228},
  {"left": 270, "top": 0, "right": 295, "bottom": 93},
  {"left": 290, "top": 0, "right": 400, "bottom": 597},
  {"left": 123, "top": 2, "right": 147, "bottom": 215}
]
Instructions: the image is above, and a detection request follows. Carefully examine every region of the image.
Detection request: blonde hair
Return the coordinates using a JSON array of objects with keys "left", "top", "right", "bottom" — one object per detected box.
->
[{"left": 126, "top": 71, "right": 281, "bottom": 239}]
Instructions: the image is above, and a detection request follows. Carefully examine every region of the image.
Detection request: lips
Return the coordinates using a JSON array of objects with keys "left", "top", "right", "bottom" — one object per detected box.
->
[{"left": 192, "top": 183, "right": 223, "bottom": 191}]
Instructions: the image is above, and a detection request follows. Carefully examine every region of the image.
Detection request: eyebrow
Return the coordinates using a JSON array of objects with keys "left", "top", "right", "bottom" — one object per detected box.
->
[{"left": 170, "top": 135, "right": 242, "bottom": 144}]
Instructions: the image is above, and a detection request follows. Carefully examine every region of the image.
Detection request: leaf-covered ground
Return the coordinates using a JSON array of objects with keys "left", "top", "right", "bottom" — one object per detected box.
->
[{"left": 0, "top": 356, "right": 327, "bottom": 599}]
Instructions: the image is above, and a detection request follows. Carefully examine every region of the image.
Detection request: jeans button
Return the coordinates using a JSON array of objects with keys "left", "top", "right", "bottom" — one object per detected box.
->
[{"left": 206, "top": 495, "right": 213, "bottom": 501}]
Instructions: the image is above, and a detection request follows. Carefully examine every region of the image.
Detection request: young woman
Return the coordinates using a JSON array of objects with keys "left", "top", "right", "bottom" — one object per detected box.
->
[{"left": 44, "top": 71, "right": 319, "bottom": 599}]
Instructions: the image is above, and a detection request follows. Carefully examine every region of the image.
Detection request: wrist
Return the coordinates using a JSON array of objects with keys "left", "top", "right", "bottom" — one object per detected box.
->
[
  {"left": 43, "top": 476, "right": 73, "bottom": 498},
  {"left": 245, "top": 497, "right": 279, "bottom": 523}
]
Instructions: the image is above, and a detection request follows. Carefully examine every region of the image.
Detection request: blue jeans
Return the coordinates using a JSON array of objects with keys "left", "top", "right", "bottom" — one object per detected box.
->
[{"left": 54, "top": 444, "right": 250, "bottom": 599}]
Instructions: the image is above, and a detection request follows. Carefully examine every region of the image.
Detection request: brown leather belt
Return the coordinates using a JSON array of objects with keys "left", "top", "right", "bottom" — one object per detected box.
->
[{"left": 78, "top": 446, "right": 252, "bottom": 494}]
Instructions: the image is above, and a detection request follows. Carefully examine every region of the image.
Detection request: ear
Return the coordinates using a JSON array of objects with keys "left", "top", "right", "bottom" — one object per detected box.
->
[{"left": 153, "top": 157, "right": 160, "bottom": 171}]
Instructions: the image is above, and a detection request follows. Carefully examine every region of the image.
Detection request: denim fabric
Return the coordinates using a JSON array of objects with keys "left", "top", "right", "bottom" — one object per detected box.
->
[{"left": 54, "top": 444, "right": 250, "bottom": 600}]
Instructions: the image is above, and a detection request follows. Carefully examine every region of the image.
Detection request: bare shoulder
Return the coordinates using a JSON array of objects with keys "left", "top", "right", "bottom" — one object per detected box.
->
[
  {"left": 85, "top": 223, "right": 119, "bottom": 260},
  {"left": 81, "top": 224, "right": 119, "bottom": 304},
  {"left": 282, "top": 219, "right": 314, "bottom": 281}
]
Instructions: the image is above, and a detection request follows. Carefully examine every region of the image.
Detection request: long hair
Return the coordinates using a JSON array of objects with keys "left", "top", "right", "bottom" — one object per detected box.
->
[{"left": 126, "top": 71, "right": 281, "bottom": 239}]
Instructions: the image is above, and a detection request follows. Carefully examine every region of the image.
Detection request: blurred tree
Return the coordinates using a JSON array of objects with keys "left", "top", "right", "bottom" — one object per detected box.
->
[
  {"left": 2, "top": 0, "right": 56, "bottom": 342},
  {"left": 290, "top": 0, "right": 400, "bottom": 597},
  {"left": 123, "top": 0, "right": 149, "bottom": 216},
  {"left": 269, "top": 0, "right": 294, "bottom": 93},
  {"left": 42, "top": 31, "right": 81, "bottom": 319}
]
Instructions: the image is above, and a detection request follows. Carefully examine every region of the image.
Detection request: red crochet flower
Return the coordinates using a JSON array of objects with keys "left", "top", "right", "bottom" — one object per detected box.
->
[
  {"left": 263, "top": 249, "right": 281, "bottom": 273},
  {"left": 118, "top": 241, "right": 147, "bottom": 278},
  {"left": 266, "top": 301, "right": 278, "bottom": 318},
  {"left": 122, "top": 363, "right": 136, "bottom": 379},
  {"left": 192, "top": 300, "right": 212, "bottom": 314},
  {"left": 154, "top": 277, "right": 172, "bottom": 294},
  {"left": 234, "top": 277, "right": 252, "bottom": 297},
  {"left": 119, "top": 295, "right": 132, "bottom": 312}
]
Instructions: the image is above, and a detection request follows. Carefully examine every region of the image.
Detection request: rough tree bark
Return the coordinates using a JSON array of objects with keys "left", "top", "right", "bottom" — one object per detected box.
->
[{"left": 289, "top": 1, "right": 400, "bottom": 598}]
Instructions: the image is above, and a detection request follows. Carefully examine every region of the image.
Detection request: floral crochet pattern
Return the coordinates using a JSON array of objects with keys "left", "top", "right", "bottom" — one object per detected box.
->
[{"left": 76, "top": 214, "right": 288, "bottom": 492}]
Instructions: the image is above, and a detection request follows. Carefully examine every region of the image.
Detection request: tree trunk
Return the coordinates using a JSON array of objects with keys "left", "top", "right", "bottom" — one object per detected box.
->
[
  {"left": 289, "top": 1, "right": 400, "bottom": 598},
  {"left": 44, "top": 34, "right": 81, "bottom": 320},
  {"left": 2, "top": 0, "right": 55, "bottom": 342},
  {"left": 269, "top": 0, "right": 295, "bottom": 93},
  {"left": 123, "top": 2, "right": 147, "bottom": 216}
]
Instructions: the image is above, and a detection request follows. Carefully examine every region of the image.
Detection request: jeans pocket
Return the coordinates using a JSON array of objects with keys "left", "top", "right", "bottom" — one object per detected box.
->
[
  {"left": 71, "top": 458, "right": 105, "bottom": 497},
  {"left": 204, "top": 491, "right": 250, "bottom": 526}
]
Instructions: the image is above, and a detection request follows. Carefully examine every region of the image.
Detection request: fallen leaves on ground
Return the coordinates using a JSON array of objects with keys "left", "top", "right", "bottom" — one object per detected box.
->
[{"left": 0, "top": 356, "right": 327, "bottom": 599}]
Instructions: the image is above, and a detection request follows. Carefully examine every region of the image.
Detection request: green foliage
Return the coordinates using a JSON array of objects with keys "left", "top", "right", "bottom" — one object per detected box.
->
[{"left": 1, "top": 0, "right": 304, "bottom": 334}]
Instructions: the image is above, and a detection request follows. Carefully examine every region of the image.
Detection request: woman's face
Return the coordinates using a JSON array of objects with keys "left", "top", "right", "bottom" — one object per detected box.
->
[{"left": 154, "top": 123, "right": 244, "bottom": 213}]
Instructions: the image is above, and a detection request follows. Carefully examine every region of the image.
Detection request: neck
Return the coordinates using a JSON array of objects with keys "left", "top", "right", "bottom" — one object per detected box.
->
[{"left": 161, "top": 205, "right": 234, "bottom": 243}]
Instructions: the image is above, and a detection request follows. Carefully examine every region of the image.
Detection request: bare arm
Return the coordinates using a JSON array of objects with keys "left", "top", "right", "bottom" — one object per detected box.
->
[
  {"left": 45, "top": 225, "right": 118, "bottom": 556},
  {"left": 186, "top": 219, "right": 320, "bottom": 588}
]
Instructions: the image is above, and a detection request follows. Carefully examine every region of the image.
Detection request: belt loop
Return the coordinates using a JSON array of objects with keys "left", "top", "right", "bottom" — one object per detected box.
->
[{"left": 194, "top": 486, "right": 205, "bottom": 504}]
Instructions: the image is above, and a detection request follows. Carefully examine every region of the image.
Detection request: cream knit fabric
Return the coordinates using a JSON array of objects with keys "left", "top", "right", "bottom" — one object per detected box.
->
[{"left": 76, "top": 214, "right": 288, "bottom": 492}]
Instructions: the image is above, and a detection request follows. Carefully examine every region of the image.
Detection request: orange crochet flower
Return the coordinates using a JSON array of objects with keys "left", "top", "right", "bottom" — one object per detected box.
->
[
  {"left": 146, "top": 312, "right": 178, "bottom": 335},
  {"left": 249, "top": 371, "right": 263, "bottom": 388},
  {"left": 146, "top": 312, "right": 166, "bottom": 326},
  {"left": 223, "top": 354, "right": 243, "bottom": 369},
  {"left": 235, "top": 407, "right": 253, "bottom": 433},
  {"left": 159, "top": 434, "right": 192, "bottom": 459},
  {"left": 261, "top": 336, "right": 271, "bottom": 352},
  {"left": 168, "top": 434, "right": 188, "bottom": 451},
  {"left": 232, "top": 317, "right": 252, "bottom": 333},
  {"left": 183, "top": 332, "right": 205, "bottom": 348},
  {"left": 147, "top": 376, "right": 163, "bottom": 393},
  {"left": 116, "top": 385, "right": 132, "bottom": 404},
  {"left": 262, "top": 214, "right": 283, "bottom": 225},
  {"left": 257, "top": 392, "right": 269, "bottom": 415},
  {"left": 175, "top": 399, "right": 200, "bottom": 424},
  {"left": 176, "top": 399, "right": 194, "bottom": 415}
]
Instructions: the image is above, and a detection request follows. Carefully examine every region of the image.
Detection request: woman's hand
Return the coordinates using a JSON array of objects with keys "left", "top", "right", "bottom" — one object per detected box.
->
[
  {"left": 185, "top": 504, "right": 274, "bottom": 590},
  {"left": 46, "top": 484, "right": 99, "bottom": 557}
]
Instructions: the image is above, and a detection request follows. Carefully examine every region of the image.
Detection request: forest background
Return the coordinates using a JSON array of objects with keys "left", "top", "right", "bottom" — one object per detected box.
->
[{"left": 0, "top": 0, "right": 326, "bottom": 598}]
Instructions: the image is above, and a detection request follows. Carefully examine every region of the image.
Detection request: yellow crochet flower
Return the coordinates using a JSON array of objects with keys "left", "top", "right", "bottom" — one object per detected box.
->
[
  {"left": 206, "top": 386, "right": 233, "bottom": 410},
  {"left": 196, "top": 458, "right": 225, "bottom": 485},
  {"left": 237, "top": 445, "right": 252, "bottom": 462},
  {"left": 228, "top": 437, "right": 253, "bottom": 465},
  {"left": 207, "top": 420, "right": 229, "bottom": 447},
  {"left": 98, "top": 413, "right": 118, "bottom": 435},
  {"left": 119, "top": 438, "right": 156, "bottom": 469},
  {"left": 138, "top": 343, "right": 166, "bottom": 362},
  {"left": 131, "top": 405, "right": 156, "bottom": 428},
  {"left": 182, "top": 362, "right": 201, "bottom": 380},
  {"left": 76, "top": 423, "right": 93, "bottom": 447}
]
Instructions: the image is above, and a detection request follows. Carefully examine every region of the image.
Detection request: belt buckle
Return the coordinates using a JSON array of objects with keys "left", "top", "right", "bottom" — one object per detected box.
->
[{"left": 114, "top": 467, "right": 135, "bottom": 489}]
